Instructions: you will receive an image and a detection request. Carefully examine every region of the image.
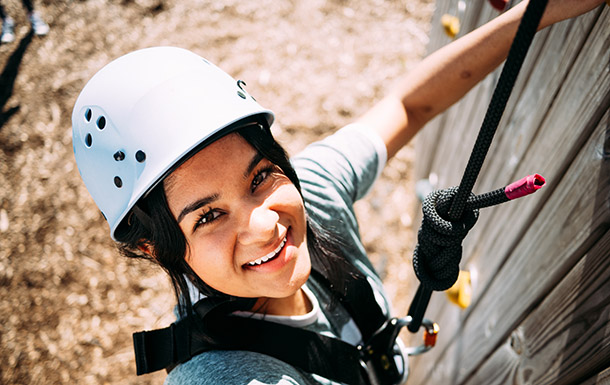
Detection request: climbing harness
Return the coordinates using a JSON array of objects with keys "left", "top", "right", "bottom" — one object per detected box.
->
[
  {"left": 407, "top": 0, "right": 549, "bottom": 333},
  {"left": 134, "top": 267, "right": 438, "bottom": 385}
]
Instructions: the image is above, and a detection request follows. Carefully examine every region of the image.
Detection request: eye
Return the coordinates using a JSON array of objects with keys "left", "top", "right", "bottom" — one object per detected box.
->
[
  {"left": 251, "top": 166, "right": 273, "bottom": 192},
  {"left": 194, "top": 208, "right": 223, "bottom": 230}
]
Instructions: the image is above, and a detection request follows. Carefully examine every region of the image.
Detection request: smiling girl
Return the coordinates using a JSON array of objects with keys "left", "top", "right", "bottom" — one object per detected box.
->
[{"left": 71, "top": 1, "right": 603, "bottom": 384}]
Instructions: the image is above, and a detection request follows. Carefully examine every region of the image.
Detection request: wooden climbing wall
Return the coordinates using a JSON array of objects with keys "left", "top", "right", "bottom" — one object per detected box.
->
[{"left": 409, "top": 1, "right": 610, "bottom": 384}]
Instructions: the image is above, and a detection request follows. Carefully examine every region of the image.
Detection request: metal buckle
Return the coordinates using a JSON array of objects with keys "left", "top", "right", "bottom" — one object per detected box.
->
[{"left": 358, "top": 316, "right": 439, "bottom": 384}]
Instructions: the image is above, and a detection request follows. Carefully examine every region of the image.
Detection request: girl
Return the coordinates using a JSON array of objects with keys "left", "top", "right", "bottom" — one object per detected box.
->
[{"left": 71, "top": 1, "right": 603, "bottom": 384}]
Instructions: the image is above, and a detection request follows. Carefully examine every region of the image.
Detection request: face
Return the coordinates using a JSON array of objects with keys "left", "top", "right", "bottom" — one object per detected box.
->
[{"left": 164, "top": 133, "right": 311, "bottom": 307}]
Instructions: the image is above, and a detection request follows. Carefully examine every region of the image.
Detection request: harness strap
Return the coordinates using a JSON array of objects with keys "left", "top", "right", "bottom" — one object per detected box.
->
[
  {"left": 134, "top": 300, "right": 371, "bottom": 384},
  {"left": 310, "top": 267, "right": 388, "bottom": 341},
  {"left": 133, "top": 296, "right": 245, "bottom": 375},
  {"left": 133, "top": 265, "right": 392, "bottom": 384}
]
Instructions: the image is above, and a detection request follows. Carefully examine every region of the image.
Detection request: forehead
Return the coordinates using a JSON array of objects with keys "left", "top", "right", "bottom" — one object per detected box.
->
[{"left": 164, "top": 133, "right": 255, "bottom": 190}]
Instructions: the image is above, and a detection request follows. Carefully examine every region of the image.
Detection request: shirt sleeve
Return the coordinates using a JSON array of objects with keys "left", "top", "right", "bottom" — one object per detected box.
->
[
  {"left": 292, "top": 123, "right": 386, "bottom": 204},
  {"left": 291, "top": 123, "right": 391, "bottom": 298}
]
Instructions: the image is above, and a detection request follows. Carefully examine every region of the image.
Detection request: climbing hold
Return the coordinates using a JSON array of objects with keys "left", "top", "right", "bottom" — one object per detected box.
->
[
  {"left": 489, "top": 0, "right": 508, "bottom": 11},
  {"left": 441, "top": 14, "right": 460, "bottom": 38},
  {"left": 446, "top": 270, "right": 472, "bottom": 309}
]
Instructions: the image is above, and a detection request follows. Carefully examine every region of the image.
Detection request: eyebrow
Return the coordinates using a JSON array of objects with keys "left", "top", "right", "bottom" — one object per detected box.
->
[
  {"left": 176, "top": 194, "right": 219, "bottom": 224},
  {"left": 176, "top": 152, "right": 265, "bottom": 224},
  {"left": 244, "top": 152, "right": 264, "bottom": 179}
]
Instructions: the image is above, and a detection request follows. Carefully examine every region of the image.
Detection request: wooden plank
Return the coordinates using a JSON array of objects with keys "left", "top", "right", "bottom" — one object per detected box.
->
[
  {"left": 414, "top": 0, "right": 454, "bottom": 182},
  {"left": 426, "top": 85, "right": 487, "bottom": 186},
  {"left": 409, "top": 100, "right": 610, "bottom": 385},
  {"left": 426, "top": 0, "right": 452, "bottom": 54},
  {"left": 416, "top": 3, "right": 545, "bottom": 186},
  {"left": 475, "top": 8, "right": 603, "bottom": 193},
  {"left": 581, "top": 366, "right": 610, "bottom": 385},
  {"left": 459, "top": 6, "right": 609, "bottom": 303},
  {"left": 414, "top": 0, "right": 488, "bottom": 182},
  {"left": 458, "top": 0, "right": 489, "bottom": 39},
  {"left": 427, "top": 37, "right": 541, "bottom": 189},
  {"left": 414, "top": 112, "right": 447, "bottom": 181},
  {"left": 465, "top": 230, "right": 610, "bottom": 385},
  {"left": 406, "top": 9, "right": 608, "bottom": 384},
  {"left": 419, "top": 101, "right": 610, "bottom": 384}
]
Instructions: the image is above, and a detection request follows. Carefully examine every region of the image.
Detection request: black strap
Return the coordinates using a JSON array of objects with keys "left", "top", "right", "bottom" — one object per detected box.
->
[
  {"left": 203, "top": 314, "right": 370, "bottom": 385},
  {"left": 310, "top": 266, "right": 387, "bottom": 342},
  {"left": 133, "top": 265, "right": 394, "bottom": 384},
  {"left": 133, "top": 313, "right": 370, "bottom": 384},
  {"left": 134, "top": 301, "right": 371, "bottom": 384},
  {"left": 133, "top": 317, "right": 193, "bottom": 375}
]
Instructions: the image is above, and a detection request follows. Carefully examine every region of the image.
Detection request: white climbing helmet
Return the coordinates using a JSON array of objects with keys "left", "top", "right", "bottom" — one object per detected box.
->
[{"left": 72, "top": 46, "right": 274, "bottom": 240}]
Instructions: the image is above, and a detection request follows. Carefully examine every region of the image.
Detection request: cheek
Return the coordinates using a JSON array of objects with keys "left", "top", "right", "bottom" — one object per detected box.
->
[
  {"left": 273, "top": 183, "right": 306, "bottom": 215},
  {"left": 184, "top": 233, "right": 236, "bottom": 287}
]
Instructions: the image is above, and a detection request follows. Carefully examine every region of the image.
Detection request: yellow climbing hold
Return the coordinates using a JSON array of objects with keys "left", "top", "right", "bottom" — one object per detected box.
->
[
  {"left": 441, "top": 14, "right": 460, "bottom": 39},
  {"left": 446, "top": 270, "right": 472, "bottom": 309}
]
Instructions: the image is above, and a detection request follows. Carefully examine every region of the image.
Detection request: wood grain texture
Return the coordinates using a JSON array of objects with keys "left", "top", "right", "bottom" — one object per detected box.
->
[
  {"left": 581, "top": 365, "right": 610, "bottom": 385},
  {"left": 465, "top": 230, "right": 610, "bottom": 385},
  {"left": 410, "top": 3, "right": 610, "bottom": 383},
  {"left": 410, "top": 105, "right": 609, "bottom": 384},
  {"left": 459, "top": 5, "right": 609, "bottom": 309},
  {"left": 408, "top": 5, "right": 609, "bottom": 384}
]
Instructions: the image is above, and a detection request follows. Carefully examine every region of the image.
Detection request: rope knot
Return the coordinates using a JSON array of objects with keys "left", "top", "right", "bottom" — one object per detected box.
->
[{"left": 413, "top": 187, "right": 479, "bottom": 291}]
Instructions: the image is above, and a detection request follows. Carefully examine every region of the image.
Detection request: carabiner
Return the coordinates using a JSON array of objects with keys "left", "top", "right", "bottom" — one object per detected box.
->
[
  {"left": 403, "top": 317, "right": 440, "bottom": 356},
  {"left": 359, "top": 316, "right": 439, "bottom": 384}
]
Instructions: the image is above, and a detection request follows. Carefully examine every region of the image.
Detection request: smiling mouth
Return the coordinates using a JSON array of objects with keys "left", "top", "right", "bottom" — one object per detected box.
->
[{"left": 245, "top": 235, "right": 287, "bottom": 267}]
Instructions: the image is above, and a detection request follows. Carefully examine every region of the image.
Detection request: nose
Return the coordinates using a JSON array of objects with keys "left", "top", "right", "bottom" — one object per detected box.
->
[{"left": 237, "top": 204, "right": 279, "bottom": 246}]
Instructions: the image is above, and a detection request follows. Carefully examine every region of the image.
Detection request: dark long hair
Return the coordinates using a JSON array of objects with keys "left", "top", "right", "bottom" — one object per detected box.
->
[{"left": 116, "top": 121, "right": 353, "bottom": 317}]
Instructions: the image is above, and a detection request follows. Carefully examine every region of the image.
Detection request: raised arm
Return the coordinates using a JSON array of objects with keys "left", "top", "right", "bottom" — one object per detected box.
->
[{"left": 357, "top": 0, "right": 605, "bottom": 159}]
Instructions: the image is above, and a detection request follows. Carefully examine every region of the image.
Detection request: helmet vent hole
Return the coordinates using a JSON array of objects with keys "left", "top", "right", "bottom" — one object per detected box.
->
[
  {"left": 114, "top": 176, "right": 123, "bottom": 188},
  {"left": 97, "top": 116, "right": 106, "bottom": 130},
  {"left": 237, "top": 91, "right": 246, "bottom": 99},
  {"left": 85, "top": 133, "right": 93, "bottom": 147},
  {"left": 85, "top": 109, "right": 92, "bottom": 122},
  {"left": 113, "top": 151, "right": 125, "bottom": 161},
  {"left": 135, "top": 150, "right": 146, "bottom": 163}
]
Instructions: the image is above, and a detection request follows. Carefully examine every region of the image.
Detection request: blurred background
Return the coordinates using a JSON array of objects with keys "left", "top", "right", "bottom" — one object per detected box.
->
[{"left": 0, "top": 0, "right": 433, "bottom": 383}]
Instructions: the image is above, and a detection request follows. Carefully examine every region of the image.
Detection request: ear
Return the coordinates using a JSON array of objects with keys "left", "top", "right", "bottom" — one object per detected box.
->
[{"left": 137, "top": 240, "right": 153, "bottom": 256}]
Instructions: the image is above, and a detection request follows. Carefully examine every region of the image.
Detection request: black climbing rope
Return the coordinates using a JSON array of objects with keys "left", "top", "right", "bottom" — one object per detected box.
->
[{"left": 407, "top": 0, "right": 549, "bottom": 333}]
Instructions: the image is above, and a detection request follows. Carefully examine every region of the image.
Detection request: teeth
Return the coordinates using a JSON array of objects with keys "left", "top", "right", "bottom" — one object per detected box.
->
[{"left": 247, "top": 236, "right": 286, "bottom": 266}]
